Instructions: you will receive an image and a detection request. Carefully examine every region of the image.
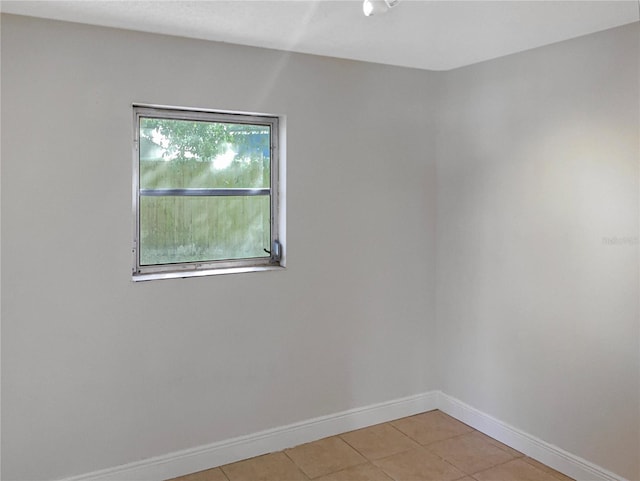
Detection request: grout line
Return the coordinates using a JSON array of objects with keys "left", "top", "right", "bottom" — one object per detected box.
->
[
  {"left": 280, "top": 450, "right": 312, "bottom": 480},
  {"left": 335, "top": 435, "right": 371, "bottom": 463},
  {"left": 469, "top": 457, "right": 518, "bottom": 478}
]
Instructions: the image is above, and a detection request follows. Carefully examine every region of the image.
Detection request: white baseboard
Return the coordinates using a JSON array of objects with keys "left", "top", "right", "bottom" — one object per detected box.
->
[
  {"left": 59, "top": 390, "right": 629, "bottom": 481},
  {"left": 60, "top": 391, "right": 439, "bottom": 481},
  {"left": 438, "top": 392, "right": 628, "bottom": 481}
]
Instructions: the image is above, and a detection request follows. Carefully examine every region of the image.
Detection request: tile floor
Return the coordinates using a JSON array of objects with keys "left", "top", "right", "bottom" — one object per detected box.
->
[{"left": 168, "top": 410, "right": 575, "bottom": 481}]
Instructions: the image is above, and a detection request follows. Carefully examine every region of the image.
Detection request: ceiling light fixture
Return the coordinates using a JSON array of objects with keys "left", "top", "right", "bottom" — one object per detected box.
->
[{"left": 363, "top": 0, "right": 400, "bottom": 17}]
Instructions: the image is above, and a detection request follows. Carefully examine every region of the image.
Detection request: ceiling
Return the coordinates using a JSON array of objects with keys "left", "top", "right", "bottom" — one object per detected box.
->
[{"left": 1, "top": 1, "right": 638, "bottom": 71}]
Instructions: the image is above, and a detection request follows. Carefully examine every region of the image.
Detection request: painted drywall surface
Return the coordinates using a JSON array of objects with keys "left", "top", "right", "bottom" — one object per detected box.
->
[
  {"left": 436, "top": 24, "right": 639, "bottom": 480},
  {"left": 0, "top": 15, "right": 438, "bottom": 480}
]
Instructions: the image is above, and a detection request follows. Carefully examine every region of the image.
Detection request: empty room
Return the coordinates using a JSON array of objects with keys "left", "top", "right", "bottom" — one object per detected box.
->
[{"left": 1, "top": 1, "right": 638, "bottom": 481}]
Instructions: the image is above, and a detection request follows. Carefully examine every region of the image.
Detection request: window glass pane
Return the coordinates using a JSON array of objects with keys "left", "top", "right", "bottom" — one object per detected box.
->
[
  {"left": 139, "top": 118, "right": 270, "bottom": 189},
  {"left": 139, "top": 195, "right": 270, "bottom": 265}
]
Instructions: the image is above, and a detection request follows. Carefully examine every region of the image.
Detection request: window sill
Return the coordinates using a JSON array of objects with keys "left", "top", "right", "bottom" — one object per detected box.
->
[{"left": 132, "top": 265, "right": 285, "bottom": 282}]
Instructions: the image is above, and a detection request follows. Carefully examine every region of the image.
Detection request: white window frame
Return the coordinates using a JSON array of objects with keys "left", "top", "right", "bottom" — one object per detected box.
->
[{"left": 132, "top": 104, "right": 284, "bottom": 281}]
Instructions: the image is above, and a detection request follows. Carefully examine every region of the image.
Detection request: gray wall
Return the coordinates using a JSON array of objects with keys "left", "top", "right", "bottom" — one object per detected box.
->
[
  {"left": 1, "top": 15, "right": 439, "bottom": 480},
  {"left": 436, "top": 23, "right": 639, "bottom": 481}
]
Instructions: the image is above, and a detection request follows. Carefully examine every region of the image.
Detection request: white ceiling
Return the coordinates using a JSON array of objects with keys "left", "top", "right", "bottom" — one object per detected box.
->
[{"left": 1, "top": 1, "right": 638, "bottom": 71}]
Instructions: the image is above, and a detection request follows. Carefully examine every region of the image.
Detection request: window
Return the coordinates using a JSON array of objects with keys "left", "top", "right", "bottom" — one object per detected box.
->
[{"left": 132, "top": 105, "right": 283, "bottom": 281}]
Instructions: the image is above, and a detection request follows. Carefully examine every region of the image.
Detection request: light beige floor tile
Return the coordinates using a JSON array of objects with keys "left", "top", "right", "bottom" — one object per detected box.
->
[
  {"left": 391, "top": 410, "right": 474, "bottom": 445},
  {"left": 315, "top": 463, "right": 393, "bottom": 481},
  {"left": 340, "top": 423, "right": 420, "bottom": 460},
  {"left": 285, "top": 436, "right": 367, "bottom": 479},
  {"left": 426, "top": 431, "right": 515, "bottom": 474},
  {"left": 167, "top": 467, "right": 228, "bottom": 481},
  {"left": 522, "top": 457, "right": 575, "bottom": 480},
  {"left": 471, "top": 432, "right": 524, "bottom": 458},
  {"left": 167, "top": 413, "right": 572, "bottom": 481},
  {"left": 221, "top": 452, "right": 308, "bottom": 481},
  {"left": 473, "top": 458, "right": 565, "bottom": 481},
  {"left": 373, "top": 447, "right": 466, "bottom": 481}
]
